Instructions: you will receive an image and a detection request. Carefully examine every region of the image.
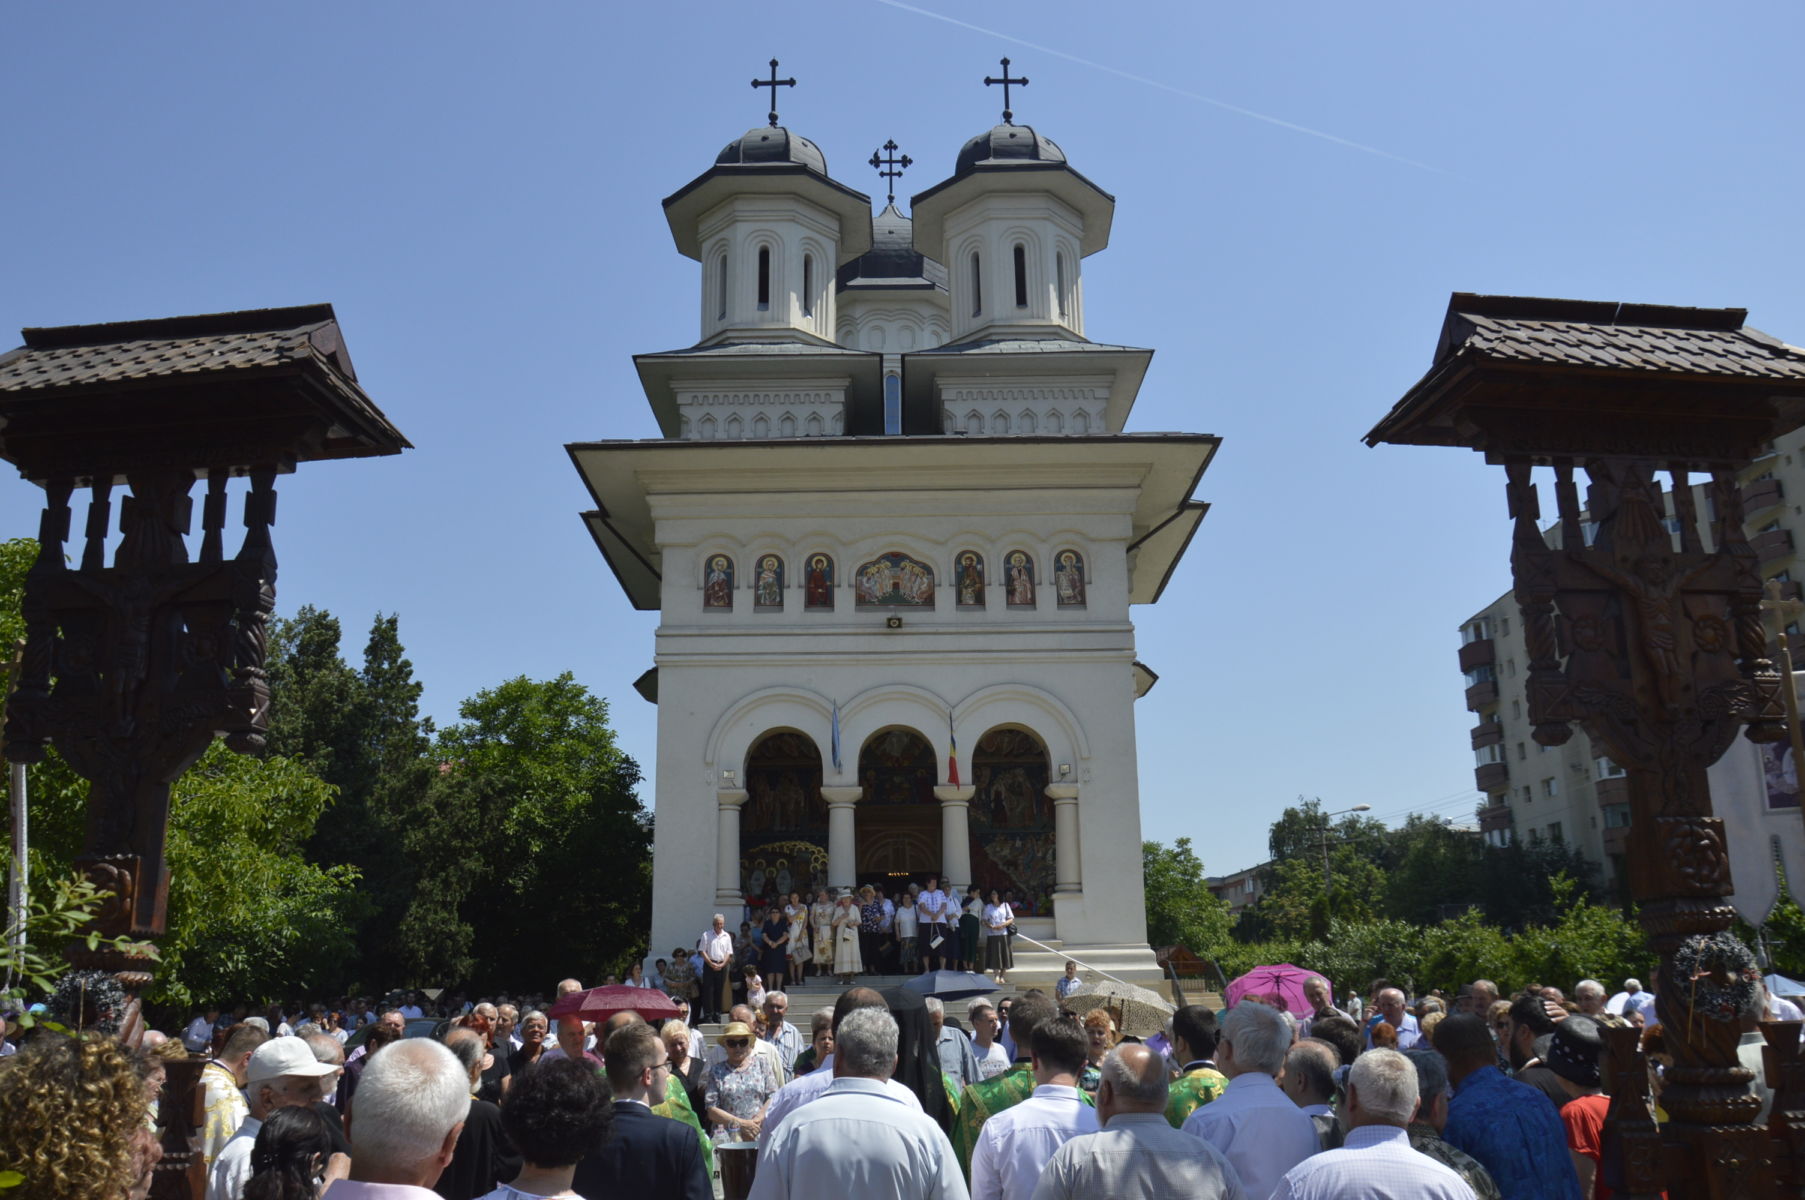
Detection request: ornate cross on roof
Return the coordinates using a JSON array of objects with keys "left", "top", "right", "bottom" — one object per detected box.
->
[
  {"left": 751, "top": 58, "right": 796, "bottom": 128},
  {"left": 984, "top": 57, "right": 1029, "bottom": 124},
  {"left": 868, "top": 140, "right": 912, "bottom": 206}
]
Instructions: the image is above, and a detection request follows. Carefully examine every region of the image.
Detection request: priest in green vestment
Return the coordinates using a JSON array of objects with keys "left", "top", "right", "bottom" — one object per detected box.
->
[{"left": 1164, "top": 1003, "right": 1229, "bottom": 1127}]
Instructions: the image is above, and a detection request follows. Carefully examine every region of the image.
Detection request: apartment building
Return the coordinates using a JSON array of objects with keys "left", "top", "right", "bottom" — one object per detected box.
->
[{"left": 1462, "top": 424, "right": 1805, "bottom": 905}]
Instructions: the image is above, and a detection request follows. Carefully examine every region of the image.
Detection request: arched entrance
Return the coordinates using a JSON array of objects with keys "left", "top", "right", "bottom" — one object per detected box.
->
[
  {"left": 970, "top": 727, "right": 1054, "bottom": 911},
  {"left": 856, "top": 727, "right": 939, "bottom": 888},
  {"left": 742, "top": 731, "right": 828, "bottom": 906}
]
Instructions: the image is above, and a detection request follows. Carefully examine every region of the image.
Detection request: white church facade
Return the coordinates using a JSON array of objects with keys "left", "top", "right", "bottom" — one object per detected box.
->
[{"left": 568, "top": 74, "right": 1218, "bottom": 983}]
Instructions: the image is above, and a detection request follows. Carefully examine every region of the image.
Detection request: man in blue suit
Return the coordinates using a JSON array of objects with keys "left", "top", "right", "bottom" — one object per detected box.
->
[{"left": 573, "top": 1020, "right": 712, "bottom": 1200}]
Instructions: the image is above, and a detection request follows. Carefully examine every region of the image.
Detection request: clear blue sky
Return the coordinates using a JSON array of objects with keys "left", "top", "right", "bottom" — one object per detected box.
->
[{"left": 4, "top": 1, "right": 1801, "bottom": 878}]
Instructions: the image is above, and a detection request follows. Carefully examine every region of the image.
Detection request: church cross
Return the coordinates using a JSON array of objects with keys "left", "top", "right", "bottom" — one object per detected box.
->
[
  {"left": 751, "top": 58, "right": 796, "bottom": 128},
  {"left": 984, "top": 57, "right": 1029, "bottom": 123},
  {"left": 868, "top": 140, "right": 912, "bottom": 205}
]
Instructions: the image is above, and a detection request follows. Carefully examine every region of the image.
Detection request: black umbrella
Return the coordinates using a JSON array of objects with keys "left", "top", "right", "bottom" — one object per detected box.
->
[{"left": 901, "top": 970, "right": 997, "bottom": 1001}]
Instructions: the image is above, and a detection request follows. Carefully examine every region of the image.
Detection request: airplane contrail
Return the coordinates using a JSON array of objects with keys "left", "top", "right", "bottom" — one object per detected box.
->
[{"left": 873, "top": 0, "right": 1447, "bottom": 175}]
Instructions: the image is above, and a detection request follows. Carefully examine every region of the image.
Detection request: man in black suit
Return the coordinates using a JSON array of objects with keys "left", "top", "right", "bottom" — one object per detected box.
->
[{"left": 573, "top": 1020, "right": 712, "bottom": 1200}]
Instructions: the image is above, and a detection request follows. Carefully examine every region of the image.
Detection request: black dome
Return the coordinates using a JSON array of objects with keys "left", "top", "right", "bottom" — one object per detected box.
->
[
  {"left": 953, "top": 123, "right": 1066, "bottom": 177},
  {"left": 716, "top": 126, "right": 828, "bottom": 175}
]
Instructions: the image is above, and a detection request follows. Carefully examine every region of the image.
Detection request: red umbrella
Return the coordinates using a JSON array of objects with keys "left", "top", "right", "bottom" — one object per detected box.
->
[{"left": 546, "top": 985, "right": 681, "bottom": 1022}]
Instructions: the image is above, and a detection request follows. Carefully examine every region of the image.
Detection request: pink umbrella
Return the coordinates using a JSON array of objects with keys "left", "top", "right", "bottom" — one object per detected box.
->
[
  {"left": 547, "top": 985, "right": 681, "bottom": 1023},
  {"left": 1224, "top": 964, "right": 1328, "bottom": 1016}
]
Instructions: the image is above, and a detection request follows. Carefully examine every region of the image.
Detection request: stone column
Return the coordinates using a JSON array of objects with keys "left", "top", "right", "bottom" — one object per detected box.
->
[
  {"left": 934, "top": 785, "right": 976, "bottom": 894},
  {"left": 1046, "top": 784, "right": 1082, "bottom": 894},
  {"left": 821, "top": 786, "right": 862, "bottom": 893},
  {"left": 715, "top": 788, "right": 749, "bottom": 910}
]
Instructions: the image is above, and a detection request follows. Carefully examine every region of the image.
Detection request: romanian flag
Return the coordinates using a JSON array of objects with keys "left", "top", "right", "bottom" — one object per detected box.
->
[
  {"left": 831, "top": 701, "right": 842, "bottom": 772},
  {"left": 947, "top": 714, "right": 960, "bottom": 786}
]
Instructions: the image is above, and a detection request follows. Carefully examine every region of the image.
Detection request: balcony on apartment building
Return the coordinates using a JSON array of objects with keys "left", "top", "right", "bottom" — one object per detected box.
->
[
  {"left": 1471, "top": 721, "right": 1504, "bottom": 750},
  {"left": 1478, "top": 803, "right": 1513, "bottom": 833},
  {"left": 1465, "top": 679, "right": 1499, "bottom": 710},
  {"left": 1475, "top": 762, "right": 1510, "bottom": 792},
  {"left": 1743, "top": 477, "right": 1785, "bottom": 517},
  {"left": 1754, "top": 528, "right": 1794, "bottom": 565},
  {"left": 1457, "top": 638, "right": 1496, "bottom": 673}
]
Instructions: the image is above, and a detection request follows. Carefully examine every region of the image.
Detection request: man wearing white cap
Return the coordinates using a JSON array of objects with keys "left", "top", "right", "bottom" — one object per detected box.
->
[{"left": 207, "top": 1037, "right": 341, "bottom": 1200}]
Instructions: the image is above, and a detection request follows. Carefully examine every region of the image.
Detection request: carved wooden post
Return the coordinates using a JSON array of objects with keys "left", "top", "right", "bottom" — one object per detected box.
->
[
  {"left": 0, "top": 306, "right": 408, "bottom": 1056},
  {"left": 1368, "top": 293, "right": 1805, "bottom": 1198}
]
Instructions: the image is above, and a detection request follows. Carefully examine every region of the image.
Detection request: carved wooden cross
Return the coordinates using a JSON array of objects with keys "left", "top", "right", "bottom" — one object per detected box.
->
[
  {"left": 751, "top": 58, "right": 796, "bottom": 128},
  {"left": 985, "top": 57, "right": 1029, "bottom": 123}
]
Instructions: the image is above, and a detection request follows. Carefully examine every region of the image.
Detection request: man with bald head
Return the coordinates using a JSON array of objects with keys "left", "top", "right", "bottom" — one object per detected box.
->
[{"left": 1032, "top": 1044, "right": 1244, "bottom": 1199}]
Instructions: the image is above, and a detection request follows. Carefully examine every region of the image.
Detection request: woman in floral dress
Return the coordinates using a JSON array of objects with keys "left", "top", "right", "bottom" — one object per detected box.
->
[
  {"left": 703, "top": 1021, "right": 780, "bottom": 1141},
  {"left": 784, "top": 891, "right": 811, "bottom": 981}
]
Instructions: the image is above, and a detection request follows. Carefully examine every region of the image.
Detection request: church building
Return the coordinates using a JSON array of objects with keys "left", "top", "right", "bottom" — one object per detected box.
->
[{"left": 568, "top": 64, "right": 1218, "bottom": 983}]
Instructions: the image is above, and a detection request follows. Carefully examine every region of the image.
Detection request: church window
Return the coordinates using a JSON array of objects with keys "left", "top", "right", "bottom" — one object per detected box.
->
[
  {"left": 1071, "top": 410, "right": 1090, "bottom": 434},
  {"left": 970, "top": 252, "right": 982, "bottom": 317},
  {"left": 752, "top": 413, "right": 769, "bottom": 438},
  {"left": 757, "top": 247, "right": 771, "bottom": 311},
  {"left": 753, "top": 554, "right": 784, "bottom": 609},
  {"left": 1055, "top": 252, "right": 1068, "bottom": 317},
  {"left": 779, "top": 412, "right": 797, "bottom": 438},
  {"left": 1004, "top": 551, "right": 1036, "bottom": 608},
  {"left": 1054, "top": 551, "right": 1086, "bottom": 607},
  {"left": 804, "top": 554, "right": 834, "bottom": 610},
  {"left": 703, "top": 554, "right": 734, "bottom": 609},
  {"left": 805, "top": 412, "right": 824, "bottom": 436},
  {"left": 1013, "top": 244, "right": 1028, "bottom": 308},
  {"left": 802, "top": 254, "right": 814, "bottom": 318},
  {"left": 724, "top": 414, "right": 743, "bottom": 439},
  {"left": 883, "top": 374, "right": 902, "bottom": 435},
  {"left": 717, "top": 253, "right": 728, "bottom": 320}
]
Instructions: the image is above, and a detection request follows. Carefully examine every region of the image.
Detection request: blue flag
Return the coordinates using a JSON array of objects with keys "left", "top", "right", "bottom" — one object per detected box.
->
[{"left": 831, "top": 700, "right": 842, "bottom": 772}]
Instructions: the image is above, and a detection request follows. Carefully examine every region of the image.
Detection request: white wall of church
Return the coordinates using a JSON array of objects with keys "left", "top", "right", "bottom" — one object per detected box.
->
[{"left": 644, "top": 487, "right": 1153, "bottom": 965}]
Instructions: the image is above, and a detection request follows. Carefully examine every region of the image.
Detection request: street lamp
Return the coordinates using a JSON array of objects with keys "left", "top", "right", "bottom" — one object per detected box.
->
[{"left": 1316, "top": 804, "right": 1372, "bottom": 894}]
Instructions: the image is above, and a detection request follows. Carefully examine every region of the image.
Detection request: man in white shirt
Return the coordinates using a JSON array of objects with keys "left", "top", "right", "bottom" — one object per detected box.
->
[
  {"left": 1269, "top": 1049, "right": 1474, "bottom": 1200},
  {"left": 328, "top": 1038, "right": 468, "bottom": 1199},
  {"left": 1606, "top": 976, "right": 1658, "bottom": 1020},
  {"left": 698, "top": 913, "right": 735, "bottom": 1023},
  {"left": 760, "top": 989, "right": 923, "bottom": 1149},
  {"left": 397, "top": 992, "right": 425, "bottom": 1020},
  {"left": 207, "top": 1038, "right": 340, "bottom": 1200},
  {"left": 1031, "top": 1044, "right": 1243, "bottom": 1200},
  {"left": 971, "top": 1014, "right": 1098, "bottom": 1200},
  {"left": 968, "top": 999, "right": 1012, "bottom": 1081},
  {"left": 1180, "top": 1001, "right": 1319, "bottom": 1199},
  {"left": 751, "top": 1006, "right": 968, "bottom": 1200}
]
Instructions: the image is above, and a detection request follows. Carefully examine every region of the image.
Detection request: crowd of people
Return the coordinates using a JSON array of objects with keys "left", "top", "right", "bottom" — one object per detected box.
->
[{"left": 0, "top": 946, "right": 1763, "bottom": 1200}]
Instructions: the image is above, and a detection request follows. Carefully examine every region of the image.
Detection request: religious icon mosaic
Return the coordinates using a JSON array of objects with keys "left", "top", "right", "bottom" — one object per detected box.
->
[
  {"left": 754, "top": 554, "right": 784, "bottom": 609},
  {"left": 742, "top": 731, "right": 829, "bottom": 901},
  {"left": 969, "top": 728, "right": 1055, "bottom": 909},
  {"left": 704, "top": 553, "right": 734, "bottom": 609},
  {"left": 1004, "top": 551, "right": 1036, "bottom": 608},
  {"left": 1054, "top": 550, "right": 1086, "bottom": 607},
  {"left": 804, "top": 553, "right": 834, "bottom": 610},
  {"left": 955, "top": 551, "right": 986, "bottom": 607},
  {"left": 858, "top": 728, "right": 939, "bottom": 806},
  {"left": 854, "top": 552, "right": 935, "bottom": 607}
]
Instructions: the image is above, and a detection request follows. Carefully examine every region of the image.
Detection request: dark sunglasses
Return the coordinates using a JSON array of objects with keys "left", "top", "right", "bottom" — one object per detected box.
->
[{"left": 724, "top": 1038, "right": 751, "bottom": 1048}]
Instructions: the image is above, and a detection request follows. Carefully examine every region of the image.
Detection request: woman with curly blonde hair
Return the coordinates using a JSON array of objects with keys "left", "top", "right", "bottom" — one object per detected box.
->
[{"left": 0, "top": 1032, "right": 157, "bottom": 1199}]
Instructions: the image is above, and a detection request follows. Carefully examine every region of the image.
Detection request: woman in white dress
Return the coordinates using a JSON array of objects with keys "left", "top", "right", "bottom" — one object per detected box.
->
[
  {"left": 810, "top": 888, "right": 835, "bottom": 974},
  {"left": 784, "top": 891, "right": 810, "bottom": 981},
  {"left": 831, "top": 893, "right": 863, "bottom": 984}
]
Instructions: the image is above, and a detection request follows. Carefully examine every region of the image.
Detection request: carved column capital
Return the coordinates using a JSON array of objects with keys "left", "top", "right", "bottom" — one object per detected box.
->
[
  {"left": 717, "top": 788, "right": 749, "bottom": 808},
  {"left": 1044, "top": 784, "right": 1081, "bottom": 802},
  {"left": 933, "top": 785, "right": 976, "bottom": 804},
  {"left": 820, "top": 786, "right": 863, "bottom": 807}
]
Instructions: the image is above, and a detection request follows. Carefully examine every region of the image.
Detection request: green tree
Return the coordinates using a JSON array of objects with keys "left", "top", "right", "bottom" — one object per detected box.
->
[
  {"left": 1142, "top": 838, "right": 1233, "bottom": 952},
  {"left": 156, "top": 742, "right": 360, "bottom": 1006},
  {"left": 411, "top": 674, "right": 650, "bottom": 990}
]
